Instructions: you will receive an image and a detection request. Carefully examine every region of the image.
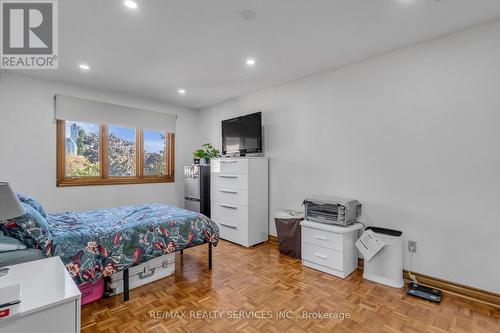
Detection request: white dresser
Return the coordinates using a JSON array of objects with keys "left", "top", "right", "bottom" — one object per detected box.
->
[
  {"left": 0, "top": 257, "right": 81, "bottom": 333},
  {"left": 300, "top": 220, "right": 363, "bottom": 278},
  {"left": 211, "top": 157, "right": 269, "bottom": 247}
]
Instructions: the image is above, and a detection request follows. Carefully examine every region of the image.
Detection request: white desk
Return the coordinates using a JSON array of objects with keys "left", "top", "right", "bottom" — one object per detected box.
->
[{"left": 0, "top": 257, "right": 81, "bottom": 333}]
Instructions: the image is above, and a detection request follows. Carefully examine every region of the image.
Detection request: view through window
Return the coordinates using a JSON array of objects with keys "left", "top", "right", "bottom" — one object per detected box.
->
[{"left": 57, "top": 120, "right": 174, "bottom": 186}]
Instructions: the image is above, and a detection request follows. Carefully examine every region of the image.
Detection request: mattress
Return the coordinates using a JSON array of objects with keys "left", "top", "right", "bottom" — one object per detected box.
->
[
  {"left": 47, "top": 203, "right": 219, "bottom": 285},
  {"left": 0, "top": 248, "right": 45, "bottom": 267}
]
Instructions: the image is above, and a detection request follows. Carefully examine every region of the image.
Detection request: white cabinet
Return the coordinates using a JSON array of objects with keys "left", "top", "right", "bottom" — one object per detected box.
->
[
  {"left": 211, "top": 157, "right": 269, "bottom": 247},
  {"left": 0, "top": 257, "right": 81, "bottom": 333},
  {"left": 300, "top": 220, "right": 363, "bottom": 279}
]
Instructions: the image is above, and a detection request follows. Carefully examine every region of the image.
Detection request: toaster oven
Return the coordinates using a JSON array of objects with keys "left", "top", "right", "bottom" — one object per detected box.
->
[{"left": 303, "top": 197, "right": 361, "bottom": 226}]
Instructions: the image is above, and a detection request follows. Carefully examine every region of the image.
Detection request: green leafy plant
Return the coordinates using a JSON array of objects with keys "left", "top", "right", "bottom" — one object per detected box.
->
[{"left": 193, "top": 143, "right": 221, "bottom": 160}]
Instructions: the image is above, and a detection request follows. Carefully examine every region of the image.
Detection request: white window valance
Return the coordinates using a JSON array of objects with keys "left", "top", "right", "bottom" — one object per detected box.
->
[{"left": 54, "top": 94, "right": 176, "bottom": 133}]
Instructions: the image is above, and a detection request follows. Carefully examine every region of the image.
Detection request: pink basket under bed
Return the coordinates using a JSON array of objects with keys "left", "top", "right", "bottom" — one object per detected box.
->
[{"left": 78, "top": 278, "right": 104, "bottom": 305}]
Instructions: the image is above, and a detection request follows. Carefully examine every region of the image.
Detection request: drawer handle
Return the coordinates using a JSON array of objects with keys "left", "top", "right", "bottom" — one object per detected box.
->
[
  {"left": 221, "top": 160, "right": 238, "bottom": 163},
  {"left": 220, "top": 189, "right": 237, "bottom": 194},
  {"left": 314, "top": 235, "right": 328, "bottom": 241},
  {"left": 220, "top": 222, "right": 237, "bottom": 229},
  {"left": 313, "top": 253, "right": 327, "bottom": 259},
  {"left": 219, "top": 175, "right": 238, "bottom": 178},
  {"left": 220, "top": 204, "right": 238, "bottom": 209}
]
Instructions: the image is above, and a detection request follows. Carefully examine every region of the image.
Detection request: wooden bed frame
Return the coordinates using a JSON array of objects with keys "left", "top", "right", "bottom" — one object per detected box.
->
[{"left": 122, "top": 242, "right": 213, "bottom": 301}]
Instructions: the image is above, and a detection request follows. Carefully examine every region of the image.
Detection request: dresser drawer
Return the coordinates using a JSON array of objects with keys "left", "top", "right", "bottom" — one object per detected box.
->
[
  {"left": 213, "top": 218, "right": 249, "bottom": 246},
  {"left": 211, "top": 174, "right": 248, "bottom": 190},
  {"left": 211, "top": 201, "right": 248, "bottom": 225},
  {"left": 302, "top": 243, "right": 343, "bottom": 271},
  {"left": 212, "top": 188, "right": 248, "bottom": 206},
  {"left": 302, "top": 226, "right": 343, "bottom": 251},
  {"left": 211, "top": 159, "right": 248, "bottom": 174}
]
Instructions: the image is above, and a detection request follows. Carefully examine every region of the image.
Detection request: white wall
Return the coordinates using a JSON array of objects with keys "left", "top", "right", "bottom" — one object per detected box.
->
[
  {"left": 197, "top": 20, "right": 500, "bottom": 293},
  {"left": 0, "top": 72, "right": 198, "bottom": 212}
]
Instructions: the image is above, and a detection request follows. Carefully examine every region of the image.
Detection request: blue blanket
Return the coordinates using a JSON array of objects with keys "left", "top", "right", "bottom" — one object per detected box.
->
[{"left": 47, "top": 204, "right": 219, "bottom": 284}]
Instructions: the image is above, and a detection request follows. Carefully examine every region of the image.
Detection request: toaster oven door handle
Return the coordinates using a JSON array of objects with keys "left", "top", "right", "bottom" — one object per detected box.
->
[
  {"left": 314, "top": 235, "right": 328, "bottom": 241},
  {"left": 313, "top": 253, "right": 327, "bottom": 259}
]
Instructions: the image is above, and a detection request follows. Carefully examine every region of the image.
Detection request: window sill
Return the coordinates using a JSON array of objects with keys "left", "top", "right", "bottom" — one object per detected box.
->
[{"left": 56, "top": 176, "right": 174, "bottom": 187}]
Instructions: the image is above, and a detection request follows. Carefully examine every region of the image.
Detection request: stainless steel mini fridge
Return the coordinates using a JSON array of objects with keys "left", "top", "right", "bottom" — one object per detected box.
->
[{"left": 184, "top": 164, "right": 211, "bottom": 217}]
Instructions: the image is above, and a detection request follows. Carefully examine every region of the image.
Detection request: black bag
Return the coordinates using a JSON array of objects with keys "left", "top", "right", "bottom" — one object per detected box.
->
[{"left": 275, "top": 217, "right": 302, "bottom": 258}]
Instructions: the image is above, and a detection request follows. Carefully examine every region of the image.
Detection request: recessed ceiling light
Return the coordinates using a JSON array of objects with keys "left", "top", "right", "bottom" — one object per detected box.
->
[
  {"left": 79, "top": 64, "right": 90, "bottom": 71},
  {"left": 178, "top": 89, "right": 186, "bottom": 95},
  {"left": 246, "top": 58, "right": 256, "bottom": 66},
  {"left": 124, "top": 0, "right": 138, "bottom": 9}
]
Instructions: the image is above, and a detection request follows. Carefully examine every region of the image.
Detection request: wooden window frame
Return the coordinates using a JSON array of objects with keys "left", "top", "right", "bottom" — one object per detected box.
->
[{"left": 56, "top": 120, "right": 175, "bottom": 187}]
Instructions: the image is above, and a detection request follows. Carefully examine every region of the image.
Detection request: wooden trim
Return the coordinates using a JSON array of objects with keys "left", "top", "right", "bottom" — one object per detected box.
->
[
  {"left": 57, "top": 176, "right": 174, "bottom": 187},
  {"left": 402, "top": 270, "right": 500, "bottom": 309},
  {"left": 56, "top": 119, "right": 175, "bottom": 187},
  {"left": 357, "top": 258, "right": 500, "bottom": 308},
  {"left": 101, "top": 124, "right": 108, "bottom": 178},
  {"left": 168, "top": 133, "right": 175, "bottom": 181},
  {"left": 136, "top": 129, "right": 143, "bottom": 178},
  {"left": 56, "top": 120, "right": 66, "bottom": 185}
]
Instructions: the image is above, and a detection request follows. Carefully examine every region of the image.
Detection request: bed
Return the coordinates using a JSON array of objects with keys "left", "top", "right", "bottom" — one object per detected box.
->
[
  {"left": 0, "top": 248, "right": 45, "bottom": 267},
  {"left": 1, "top": 197, "right": 220, "bottom": 301}
]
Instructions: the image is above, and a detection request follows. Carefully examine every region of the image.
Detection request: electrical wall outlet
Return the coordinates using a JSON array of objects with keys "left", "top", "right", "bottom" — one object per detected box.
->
[
  {"left": 408, "top": 240, "right": 417, "bottom": 253},
  {"left": 408, "top": 241, "right": 417, "bottom": 253}
]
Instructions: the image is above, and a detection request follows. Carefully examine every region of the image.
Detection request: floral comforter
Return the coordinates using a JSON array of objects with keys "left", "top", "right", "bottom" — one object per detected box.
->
[{"left": 47, "top": 204, "right": 219, "bottom": 285}]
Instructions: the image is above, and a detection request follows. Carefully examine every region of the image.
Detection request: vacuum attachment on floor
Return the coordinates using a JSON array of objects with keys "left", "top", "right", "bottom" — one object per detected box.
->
[{"left": 407, "top": 282, "right": 442, "bottom": 303}]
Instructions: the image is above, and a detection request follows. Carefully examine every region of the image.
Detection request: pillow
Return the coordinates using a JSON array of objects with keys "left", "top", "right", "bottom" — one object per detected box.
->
[
  {"left": 0, "top": 230, "right": 27, "bottom": 252},
  {"left": 16, "top": 193, "right": 47, "bottom": 218},
  {"left": 0, "top": 203, "right": 52, "bottom": 256}
]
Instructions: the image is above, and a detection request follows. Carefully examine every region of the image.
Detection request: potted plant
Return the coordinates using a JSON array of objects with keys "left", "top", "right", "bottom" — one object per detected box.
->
[{"left": 193, "top": 143, "right": 221, "bottom": 165}]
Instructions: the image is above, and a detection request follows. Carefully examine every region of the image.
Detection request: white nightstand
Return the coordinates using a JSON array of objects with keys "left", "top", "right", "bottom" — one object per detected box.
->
[
  {"left": 0, "top": 257, "right": 81, "bottom": 333},
  {"left": 301, "top": 220, "right": 363, "bottom": 278}
]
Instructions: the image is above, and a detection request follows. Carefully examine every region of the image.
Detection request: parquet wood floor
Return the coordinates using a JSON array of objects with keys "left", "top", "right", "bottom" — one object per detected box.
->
[{"left": 82, "top": 240, "right": 500, "bottom": 333}]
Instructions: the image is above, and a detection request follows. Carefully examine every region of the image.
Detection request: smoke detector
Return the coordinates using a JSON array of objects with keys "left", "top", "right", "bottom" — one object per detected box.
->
[{"left": 238, "top": 10, "right": 256, "bottom": 21}]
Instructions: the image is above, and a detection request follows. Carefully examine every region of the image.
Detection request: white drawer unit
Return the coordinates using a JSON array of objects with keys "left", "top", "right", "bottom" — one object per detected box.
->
[
  {"left": 300, "top": 220, "right": 363, "bottom": 279},
  {"left": 211, "top": 174, "right": 248, "bottom": 190},
  {"left": 211, "top": 157, "right": 269, "bottom": 247},
  {"left": 212, "top": 188, "right": 249, "bottom": 206},
  {"left": 302, "top": 243, "right": 344, "bottom": 271},
  {"left": 212, "top": 218, "right": 249, "bottom": 246},
  {"left": 211, "top": 158, "right": 248, "bottom": 174},
  {"left": 212, "top": 202, "right": 249, "bottom": 225},
  {"left": 302, "top": 226, "right": 343, "bottom": 252},
  {"left": 0, "top": 257, "right": 81, "bottom": 333}
]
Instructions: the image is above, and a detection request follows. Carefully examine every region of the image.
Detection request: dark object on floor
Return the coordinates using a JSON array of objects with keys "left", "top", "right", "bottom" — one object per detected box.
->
[
  {"left": 407, "top": 282, "right": 442, "bottom": 303},
  {"left": 275, "top": 211, "right": 303, "bottom": 258},
  {"left": 102, "top": 277, "right": 113, "bottom": 298}
]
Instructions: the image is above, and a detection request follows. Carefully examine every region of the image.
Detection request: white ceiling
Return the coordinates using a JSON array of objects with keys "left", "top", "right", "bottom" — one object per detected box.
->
[{"left": 21, "top": 0, "right": 500, "bottom": 109}]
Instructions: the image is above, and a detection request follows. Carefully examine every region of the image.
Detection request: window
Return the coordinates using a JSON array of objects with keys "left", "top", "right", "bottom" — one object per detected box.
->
[
  {"left": 144, "top": 130, "right": 166, "bottom": 176},
  {"left": 57, "top": 120, "right": 174, "bottom": 186},
  {"left": 108, "top": 125, "right": 137, "bottom": 177},
  {"left": 64, "top": 121, "right": 101, "bottom": 177}
]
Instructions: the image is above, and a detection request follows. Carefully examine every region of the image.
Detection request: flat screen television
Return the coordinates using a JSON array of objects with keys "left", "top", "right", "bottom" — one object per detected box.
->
[{"left": 222, "top": 112, "right": 262, "bottom": 155}]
